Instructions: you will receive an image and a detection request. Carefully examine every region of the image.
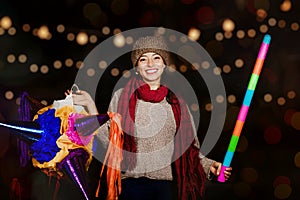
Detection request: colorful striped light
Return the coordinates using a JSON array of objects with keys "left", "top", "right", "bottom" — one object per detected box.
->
[{"left": 218, "top": 34, "right": 271, "bottom": 182}]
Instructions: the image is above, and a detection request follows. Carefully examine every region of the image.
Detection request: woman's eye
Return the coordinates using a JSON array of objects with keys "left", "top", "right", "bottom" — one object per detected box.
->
[
  {"left": 139, "top": 58, "right": 146, "bottom": 62},
  {"left": 154, "top": 56, "right": 161, "bottom": 60}
]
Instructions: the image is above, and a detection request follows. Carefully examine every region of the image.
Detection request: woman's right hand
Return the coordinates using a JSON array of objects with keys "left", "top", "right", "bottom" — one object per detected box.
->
[{"left": 65, "top": 89, "right": 99, "bottom": 115}]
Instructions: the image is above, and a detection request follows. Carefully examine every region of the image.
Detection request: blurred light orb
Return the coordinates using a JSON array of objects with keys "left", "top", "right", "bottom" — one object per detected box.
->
[
  {"left": 0, "top": 16, "right": 12, "bottom": 29},
  {"left": 53, "top": 60, "right": 62, "bottom": 69},
  {"left": 195, "top": 6, "right": 215, "bottom": 24},
  {"left": 67, "top": 33, "right": 75, "bottom": 41},
  {"left": 294, "top": 152, "right": 300, "bottom": 168},
  {"left": 280, "top": 0, "right": 292, "bottom": 12},
  {"left": 264, "top": 93, "right": 272, "bottom": 102},
  {"left": 277, "top": 97, "right": 286, "bottom": 106},
  {"left": 273, "top": 176, "right": 291, "bottom": 188},
  {"left": 98, "top": 60, "right": 107, "bottom": 69},
  {"left": 190, "top": 103, "right": 199, "bottom": 112},
  {"left": 76, "top": 32, "right": 89, "bottom": 45},
  {"left": 40, "top": 65, "right": 49, "bottom": 74},
  {"left": 274, "top": 184, "right": 292, "bottom": 199},
  {"left": 179, "top": 65, "right": 187, "bottom": 73},
  {"left": 113, "top": 34, "right": 126, "bottom": 48},
  {"left": 89, "top": 35, "right": 98, "bottom": 43},
  {"left": 0, "top": 27, "right": 4, "bottom": 35},
  {"left": 236, "top": 30, "right": 245, "bottom": 39},
  {"left": 235, "top": 58, "right": 244, "bottom": 68},
  {"left": 22, "top": 24, "right": 30, "bottom": 32},
  {"left": 240, "top": 167, "right": 258, "bottom": 183},
  {"left": 87, "top": 68, "right": 95, "bottom": 77},
  {"left": 264, "top": 126, "right": 282, "bottom": 144},
  {"left": 65, "top": 58, "right": 74, "bottom": 67},
  {"left": 284, "top": 109, "right": 296, "bottom": 126},
  {"left": 216, "top": 95, "right": 225, "bottom": 103},
  {"left": 111, "top": 68, "right": 120, "bottom": 76},
  {"left": 7, "top": 54, "right": 16, "bottom": 63},
  {"left": 291, "top": 112, "right": 300, "bottom": 130},
  {"left": 188, "top": 28, "right": 201, "bottom": 41},
  {"left": 256, "top": 8, "right": 267, "bottom": 21},
  {"left": 222, "top": 18, "right": 235, "bottom": 32},
  {"left": 227, "top": 94, "right": 236, "bottom": 103},
  {"left": 291, "top": 22, "right": 299, "bottom": 31},
  {"left": 57, "top": 24, "right": 65, "bottom": 33},
  {"left": 5, "top": 91, "right": 14, "bottom": 100},
  {"left": 18, "top": 54, "right": 27, "bottom": 63},
  {"left": 8, "top": 27, "right": 16, "bottom": 35},
  {"left": 30, "top": 64, "right": 39, "bottom": 73},
  {"left": 287, "top": 90, "right": 296, "bottom": 99},
  {"left": 37, "top": 25, "right": 50, "bottom": 39},
  {"left": 268, "top": 18, "right": 277, "bottom": 26},
  {"left": 205, "top": 103, "right": 213, "bottom": 111}
]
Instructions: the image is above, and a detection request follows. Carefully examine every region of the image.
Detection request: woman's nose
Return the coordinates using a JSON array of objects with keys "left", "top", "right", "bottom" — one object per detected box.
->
[{"left": 147, "top": 58, "right": 153, "bottom": 66}]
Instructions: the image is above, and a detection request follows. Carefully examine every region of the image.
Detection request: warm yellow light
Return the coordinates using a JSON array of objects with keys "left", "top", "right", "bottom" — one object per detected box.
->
[
  {"left": 113, "top": 34, "right": 125, "bottom": 48},
  {"left": 1, "top": 16, "right": 12, "bottom": 29},
  {"left": 280, "top": 0, "right": 292, "bottom": 12},
  {"left": 76, "top": 32, "right": 89, "bottom": 45},
  {"left": 188, "top": 28, "right": 201, "bottom": 41},
  {"left": 37, "top": 25, "right": 50, "bottom": 39},
  {"left": 222, "top": 18, "right": 235, "bottom": 32}
]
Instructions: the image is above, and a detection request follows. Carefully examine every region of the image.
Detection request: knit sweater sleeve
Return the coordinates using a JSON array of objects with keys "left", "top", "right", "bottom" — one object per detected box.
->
[{"left": 186, "top": 104, "right": 215, "bottom": 180}]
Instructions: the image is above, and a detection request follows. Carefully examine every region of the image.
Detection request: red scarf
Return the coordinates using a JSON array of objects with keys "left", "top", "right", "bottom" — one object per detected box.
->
[{"left": 117, "top": 76, "right": 206, "bottom": 200}]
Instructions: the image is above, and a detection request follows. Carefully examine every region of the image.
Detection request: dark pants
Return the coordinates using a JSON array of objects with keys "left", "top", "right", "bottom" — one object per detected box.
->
[{"left": 118, "top": 177, "right": 177, "bottom": 200}]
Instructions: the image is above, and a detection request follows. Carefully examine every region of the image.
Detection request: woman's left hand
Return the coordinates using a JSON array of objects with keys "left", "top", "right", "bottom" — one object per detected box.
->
[{"left": 210, "top": 161, "right": 232, "bottom": 181}]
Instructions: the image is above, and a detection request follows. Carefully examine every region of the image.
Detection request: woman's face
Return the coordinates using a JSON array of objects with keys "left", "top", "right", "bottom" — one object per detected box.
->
[{"left": 136, "top": 52, "right": 165, "bottom": 87}]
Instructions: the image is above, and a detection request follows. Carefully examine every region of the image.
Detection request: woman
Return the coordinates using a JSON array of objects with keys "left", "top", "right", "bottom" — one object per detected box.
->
[{"left": 69, "top": 36, "right": 232, "bottom": 200}]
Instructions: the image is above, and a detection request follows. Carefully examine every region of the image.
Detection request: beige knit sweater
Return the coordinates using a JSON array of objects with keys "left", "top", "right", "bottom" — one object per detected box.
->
[{"left": 95, "top": 88, "right": 214, "bottom": 180}]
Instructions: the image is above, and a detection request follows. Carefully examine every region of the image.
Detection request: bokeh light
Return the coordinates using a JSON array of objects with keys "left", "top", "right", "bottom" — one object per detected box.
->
[
  {"left": 188, "top": 28, "right": 201, "bottom": 41},
  {"left": 235, "top": 58, "right": 244, "bottom": 68},
  {"left": 195, "top": 6, "right": 215, "bottom": 24},
  {"left": 222, "top": 64, "right": 231, "bottom": 73},
  {"left": 240, "top": 167, "right": 258, "bottom": 183},
  {"left": 37, "top": 25, "right": 51, "bottom": 40},
  {"left": 277, "top": 97, "right": 286, "bottom": 106},
  {"left": 227, "top": 94, "right": 236, "bottom": 104},
  {"left": 0, "top": 16, "right": 12, "bottom": 29},
  {"left": 30, "top": 64, "right": 39, "bottom": 73},
  {"left": 273, "top": 176, "right": 291, "bottom": 188},
  {"left": 274, "top": 184, "right": 292, "bottom": 199},
  {"left": 264, "top": 126, "right": 282, "bottom": 144},
  {"left": 283, "top": 109, "right": 296, "bottom": 126},
  {"left": 98, "top": 60, "right": 108, "bottom": 69},
  {"left": 190, "top": 103, "right": 199, "bottom": 112},
  {"left": 111, "top": 68, "right": 120, "bottom": 76},
  {"left": 87, "top": 68, "right": 95, "bottom": 77},
  {"left": 76, "top": 32, "right": 89, "bottom": 45},
  {"left": 264, "top": 93, "right": 272, "bottom": 102},
  {"left": 290, "top": 112, "right": 300, "bottom": 130},
  {"left": 280, "top": 0, "right": 292, "bottom": 12},
  {"left": 65, "top": 58, "right": 74, "bottom": 67},
  {"left": 222, "top": 18, "right": 235, "bottom": 32},
  {"left": 40, "top": 65, "right": 49, "bottom": 74},
  {"left": 53, "top": 60, "right": 62, "bottom": 69},
  {"left": 113, "top": 33, "right": 126, "bottom": 48},
  {"left": 4, "top": 91, "right": 14, "bottom": 100},
  {"left": 294, "top": 152, "right": 300, "bottom": 168}
]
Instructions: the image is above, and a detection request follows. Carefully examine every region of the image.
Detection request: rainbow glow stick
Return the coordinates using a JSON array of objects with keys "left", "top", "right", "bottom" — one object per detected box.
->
[{"left": 217, "top": 34, "right": 271, "bottom": 182}]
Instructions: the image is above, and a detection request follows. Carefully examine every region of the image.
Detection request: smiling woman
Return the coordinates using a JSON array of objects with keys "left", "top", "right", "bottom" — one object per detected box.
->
[{"left": 69, "top": 35, "right": 232, "bottom": 200}]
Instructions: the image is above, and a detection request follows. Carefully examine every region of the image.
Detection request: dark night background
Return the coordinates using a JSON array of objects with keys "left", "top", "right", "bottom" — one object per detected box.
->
[{"left": 1, "top": 0, "right": 300, "bottom": 199}]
